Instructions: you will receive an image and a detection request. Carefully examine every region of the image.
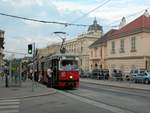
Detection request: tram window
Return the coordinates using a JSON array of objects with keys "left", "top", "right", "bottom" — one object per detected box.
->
[{"left": 60, "top": 60, "right": 78, "bottom": 70}]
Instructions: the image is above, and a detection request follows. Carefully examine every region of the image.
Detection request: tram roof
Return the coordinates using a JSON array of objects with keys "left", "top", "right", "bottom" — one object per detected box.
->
[{"left": 47, "top": 52, "right": 79, "bottom": 59}]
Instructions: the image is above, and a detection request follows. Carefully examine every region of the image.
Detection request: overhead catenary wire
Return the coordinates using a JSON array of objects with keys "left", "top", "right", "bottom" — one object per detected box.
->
[
  {"left": 106, "top": 8, "right": 149, "bottom": 27},
  {"left": 71, "top": 0, "right": 112, "bottom": 24},
  {"left": 4, "top": 50, "right": 27, "bottom": 55},
  {"left": 0, "top": 12, "right": 88, "bottom": 27},
  {"left": 57, "top": 0, "right": 111, "bottom": 34}
]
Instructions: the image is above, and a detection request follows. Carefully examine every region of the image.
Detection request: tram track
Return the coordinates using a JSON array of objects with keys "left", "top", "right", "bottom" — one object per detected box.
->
[
  {"left": 80, "top": 82, "right": 150, "bottom": 99},
  {"left": 57, "top": 89, "right": 135, "bottom": 113}
]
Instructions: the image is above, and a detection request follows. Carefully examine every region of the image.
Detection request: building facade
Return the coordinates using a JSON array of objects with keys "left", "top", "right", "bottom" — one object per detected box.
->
[
  {"left": 63, "top": 18, "right": 103, "bottom": 71},
  {"left": 107, "top": 10, "right": 150, "bottom": 75},
  {"left": 0, "top": 30, "right": 5, "bottom": 67},
  {"left": 89, "top": 29, "right": 116, "bottom": 70},
  {"left": 89, "top": 10, "right": 150, "bottom": 76},
  {"left": 37, "top": 43, "right": 60, "bottom": 59}
]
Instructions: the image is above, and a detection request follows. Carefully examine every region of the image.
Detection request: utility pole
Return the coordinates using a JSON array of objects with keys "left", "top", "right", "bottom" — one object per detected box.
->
[
  {"left": 19, "top": 61, "right": 22, "bottom": 86},
  {"left": 32, "top": 42, "right": 36, "bottom": 91},
  {"left": 28, "top": 42, "right": 36, "bottom": 91}
]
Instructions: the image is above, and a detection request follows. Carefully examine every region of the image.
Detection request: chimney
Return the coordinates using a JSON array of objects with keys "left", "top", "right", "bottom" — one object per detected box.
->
[
  {"left": 119, "top": 17, "right": 126, "bottom": 29},
  {"left": 143, "top": 9, "right": 149, "bottom": 17}
]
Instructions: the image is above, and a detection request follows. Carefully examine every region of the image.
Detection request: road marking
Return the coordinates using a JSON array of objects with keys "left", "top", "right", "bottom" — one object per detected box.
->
[
  {"left": 0, "top": 99, "right": 20, "bottom": 102},
  {"left": 57, "top": 90, "right": 133, "bottom": 113},
  {"left": 0, "top": 105, "right": 19, "bottom": 109},
  {"left": 0, "top": 99, "right": 20, "bottom": 113},
  {"left": 0, "top": 110, "right": 19, "bottom": 113},
  {"left": 0, "top": 102, "right": 20, "bottom": 105}
]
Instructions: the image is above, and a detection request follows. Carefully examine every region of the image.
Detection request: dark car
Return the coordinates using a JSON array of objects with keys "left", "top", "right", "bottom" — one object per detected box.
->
[
  {"left": 103, "top": 69, "right": 109, "bottom": 80},
  {"left": 112, "top": 69, "right": 123, "bottom": 81},
  {"left": 79, "top": 69, "right": 85, "bottom": 78},
  {"left": 91, "top": 69, "right": 109, "bottom": 80}
]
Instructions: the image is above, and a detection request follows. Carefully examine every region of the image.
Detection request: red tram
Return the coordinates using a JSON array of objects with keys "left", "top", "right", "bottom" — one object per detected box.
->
[{"left": 39, "top": 53, "right": 79, "bottom": 89}]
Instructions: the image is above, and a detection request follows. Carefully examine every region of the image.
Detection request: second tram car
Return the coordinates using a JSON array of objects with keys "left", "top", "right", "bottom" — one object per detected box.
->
[{"left": 39, "top": 53, "right": 79, "bottom": 89}]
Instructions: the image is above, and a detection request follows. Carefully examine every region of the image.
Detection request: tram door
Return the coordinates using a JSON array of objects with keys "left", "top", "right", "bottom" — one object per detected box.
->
[{"left": 51, "top": 58, "right": 59, "bottom": 87}]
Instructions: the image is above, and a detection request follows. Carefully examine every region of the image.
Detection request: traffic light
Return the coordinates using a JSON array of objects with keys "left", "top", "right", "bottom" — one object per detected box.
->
[{"left": 28, "top": 44, "right": 32, "bottom": 54}]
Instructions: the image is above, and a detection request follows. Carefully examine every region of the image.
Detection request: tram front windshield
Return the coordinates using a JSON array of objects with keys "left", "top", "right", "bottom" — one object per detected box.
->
[{"left": 60, "top": 60, "right": 78, "bottom": 70}]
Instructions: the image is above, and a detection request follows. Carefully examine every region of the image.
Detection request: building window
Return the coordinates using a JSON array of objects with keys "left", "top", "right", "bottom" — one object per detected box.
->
[
  {"left": 80, "top": 59, "right": 82, "bottom": 66},
  {"left": 100, "top": 48, "right": 102, "bottom": 58},
  {"left": 111, "top": 40, "right": 115, "bottom": 54},
  {"left": 91, "top": 51, "right": 93, "bottom": 57},
  {"left": 120, "top": 39, "right": 125, "bottom": 53},
  {"left": 81, "top": 46, "right": 83, "bottom": 52},
  {"left": 94, "top": 48, "right": 97, "bottom": 57},
  {"left": 131, "top": 37, "right": 136, "bottom": 52}
]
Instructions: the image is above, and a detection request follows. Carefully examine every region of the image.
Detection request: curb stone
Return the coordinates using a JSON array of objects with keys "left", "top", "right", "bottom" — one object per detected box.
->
[{"left": 81, "top": 79, "right": 150, "bottom": 92}]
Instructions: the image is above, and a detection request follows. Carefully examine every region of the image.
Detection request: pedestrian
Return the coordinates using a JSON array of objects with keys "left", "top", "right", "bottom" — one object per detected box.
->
[
  {"left": 38, "top": 71, "right": 42, "bottom": 82},
  {"left": 47, "top": 67, "right": 53, "bottom": 87},
  {"left": 4, "top": 68, "right": 9, "bottom": 88},
  {"left": 29, "top": 69, "right": 33, "bottom": 80},
  {"left": 1, "top": 72, "right": 4, "bottom": 80}
]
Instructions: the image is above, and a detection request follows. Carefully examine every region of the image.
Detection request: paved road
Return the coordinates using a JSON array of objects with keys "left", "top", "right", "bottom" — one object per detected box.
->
[
  {"left": 68, "top": 82, "right": 150, "bottom": 113},
  {"left": 18, "top": 82, "right": 150, "bottom": 113},
  {"left": 20, "top": 93, "right": 111, "bottom": 113}
]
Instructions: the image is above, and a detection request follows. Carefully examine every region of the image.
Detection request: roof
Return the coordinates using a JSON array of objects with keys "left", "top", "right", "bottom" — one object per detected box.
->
[
  {"left": 89, "top": 14, "right": 150, "bottom": 48},
  {"left": 88, "top": 18, "right": 103, "bottom": 32},
  {"left": 44, "top": 52, "right": 79, "bottom": 60},
  {"left": 89, "top": 29, "right": 117, "bottom": 48},
  {"left": 109, "top": 14, "right": 150, "bottom": 39}
]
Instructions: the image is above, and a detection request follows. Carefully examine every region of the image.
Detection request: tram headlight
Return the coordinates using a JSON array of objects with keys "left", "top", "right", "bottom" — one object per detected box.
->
[{"left": 69, "top": 75, "right": 73, "bottom": 79}]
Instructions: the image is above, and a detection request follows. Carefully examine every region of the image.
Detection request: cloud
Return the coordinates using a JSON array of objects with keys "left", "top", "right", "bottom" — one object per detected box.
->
[
  {"left": 52, "top": 1, "right": 93, "bottom": 13},
  {"left": 2, "top": 0, "right": 43, "bottom": 7}
]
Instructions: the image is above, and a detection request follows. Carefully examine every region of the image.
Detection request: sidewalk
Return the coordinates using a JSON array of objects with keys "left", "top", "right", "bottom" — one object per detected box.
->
[
  {"left": 80, "top": 78, "right": 150, "bottom": 91},
  {"left": 0, "top": 79, "right": 56, "bottom": 100}
]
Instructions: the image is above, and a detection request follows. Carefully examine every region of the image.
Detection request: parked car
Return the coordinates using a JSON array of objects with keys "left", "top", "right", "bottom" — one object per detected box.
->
[
  {"left": 111, "top": 69, "right": 123, "bottom": 81},
  {"left": 103, "top": 69, "right": 109, "bottom": 80},
  {"left": 79, "top": 69, "right": 85, "bottom": 78},
  {"left": 91, "top": 69, "right": 100, "bottom": 79},
  {"left": 133, "top": 71, "right": 150, "bottom": 84},
  {"left": 84, "top": 71, "right": 92, "bottom": 78},
  {"left": 129, "top": 69, "right": 145, "bottom": 81},
  {"left": 91, "top": 69, "right": 109, "bottom": 80},
  {"left": 79, "top": 69, "right": 91, "bottom": 78}
]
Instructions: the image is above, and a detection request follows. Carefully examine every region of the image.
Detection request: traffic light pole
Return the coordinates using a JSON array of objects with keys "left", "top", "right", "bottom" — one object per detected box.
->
[{"left": 32, "top": 42, "right": 35, "bottom": 92}]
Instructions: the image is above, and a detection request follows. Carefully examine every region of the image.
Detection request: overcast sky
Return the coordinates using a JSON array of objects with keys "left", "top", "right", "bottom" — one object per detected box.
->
[{"left": 0, "top": 0, "right": 149, "bottom": 58}]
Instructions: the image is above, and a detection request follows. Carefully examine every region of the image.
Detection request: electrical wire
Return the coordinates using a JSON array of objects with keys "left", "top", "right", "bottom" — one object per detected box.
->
[
  {"left": 106, "top": 8, "right": 149, "bottom": 27},
  {"left": 0, "top": 12, "right": 88, "bottom": 27},
  {"left": 4, "top": 50, "right": 27, "bottom": 55},
  {"left": 57, "top": 0, "right": 111, "bottom": 32},
  {"left": 71, "top": 0, "right": 111, "bottom": 24}
]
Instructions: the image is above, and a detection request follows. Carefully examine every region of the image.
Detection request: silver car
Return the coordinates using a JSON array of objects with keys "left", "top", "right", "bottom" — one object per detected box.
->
[
  {"left": 129, "top": 69, "right": 145, "bottom": 81},
  {"left": 133, "top": 71, "right": 150, "bottom": 84}
]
